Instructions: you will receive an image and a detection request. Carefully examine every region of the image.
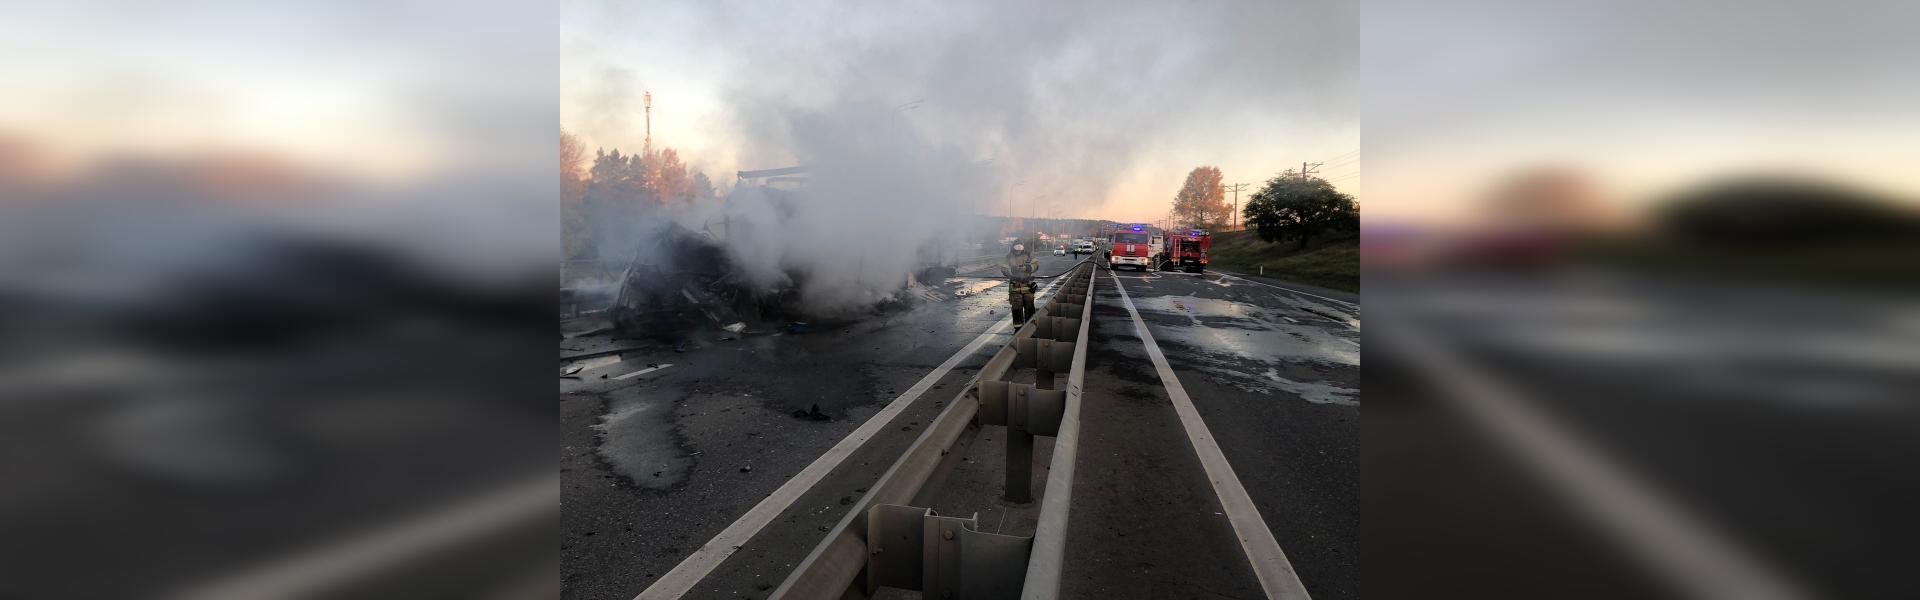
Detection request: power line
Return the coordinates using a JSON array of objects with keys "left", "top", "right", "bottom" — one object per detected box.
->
[
  {"left": 1222, "top": 182, "right": 1250, "bottom": 231},
  {"left": 1319, "top": 164, "right": 1362, "bottom": 178}
]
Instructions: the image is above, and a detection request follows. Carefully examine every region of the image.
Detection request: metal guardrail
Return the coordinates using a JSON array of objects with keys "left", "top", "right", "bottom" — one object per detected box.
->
[{"left": 771, "top": 263, "right": 1096, "bottom": 600}]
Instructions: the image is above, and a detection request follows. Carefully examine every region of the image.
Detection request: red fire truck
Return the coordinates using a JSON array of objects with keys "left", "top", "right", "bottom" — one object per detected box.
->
[
  {"left": 1168, "top": 228, "right": 1211, "bottom": 272},
  {"left": 1106, "top": 224, "right": 1161, "bottom": 271}
]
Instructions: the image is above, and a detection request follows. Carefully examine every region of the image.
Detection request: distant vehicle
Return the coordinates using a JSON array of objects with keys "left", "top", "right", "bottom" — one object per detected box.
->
[
  {"left": 1168, "top": 229, "right": 1211, "bottom": 272},
  {"left": 1071, "top": 239, "right": 1095, "bottom": 255},
  {"left": 1107, "top": 224, "right": 1161, "bottom": 271},
  {"left": 1053, "top": 245, "right": 1067, "bottom": 256}
]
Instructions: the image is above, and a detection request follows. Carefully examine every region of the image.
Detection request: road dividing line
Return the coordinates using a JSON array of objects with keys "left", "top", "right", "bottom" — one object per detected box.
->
[
  {"left": 1108, "top": 271, "right": 1312, "bottom": 600},
  {"left": 1218, "top": 273, "right": 1357, "bottom": 310},
  {"left": 176, "top": 475, "right": 555, "bottom": 600},
  {"left": 634, "top": 274, "right": 1071, "bottom": 599},
  {"left": 612, "top": 363, "right": 672, "bottom": 380},
  {"left": 1375, "top": 316, "right": 1809, "bottom": 600},
  {"left": 1283, "top": 316, "right": 1300, "bottom": 324}
]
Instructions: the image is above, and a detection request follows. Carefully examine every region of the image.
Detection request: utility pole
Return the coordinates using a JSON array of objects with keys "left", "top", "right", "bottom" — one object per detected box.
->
[
  {"left": 644, "top": 90, "right": 652, "bottom": 152},
  {"left": 1223, "top": 182, "right": 1249, "bottom": 231},
  {"left": 1300, "top": 161, "right": 1322, "bottom": 180}
]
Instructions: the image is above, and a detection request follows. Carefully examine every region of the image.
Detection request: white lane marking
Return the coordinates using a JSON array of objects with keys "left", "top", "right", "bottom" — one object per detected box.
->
[
  {"left": 612, "top": 363, "right": 673, "bottom": 380},
  {"left": 1283, "top": 316, "right": 1301, "bottom": 324},
  {"left": 1339, "top": 339, "right": 1359, "bottom": 347},
  {"left": 634, "top": 274, "right": 1070, "bottom": 599},
  {"left": 175, "top": 475, "right": 555, "bottom": 600},
  {"left": 1376, "top": 317, "right": 1809, "bottom": 600},
  {"left": 1219, "top": 273, "right": 1357, "bottom": 310},
  {"left": 1108, "top": 271, "right": 1312, "bottom": 600}
]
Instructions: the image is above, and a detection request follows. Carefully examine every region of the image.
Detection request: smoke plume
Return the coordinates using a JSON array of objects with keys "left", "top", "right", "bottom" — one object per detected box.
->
[{"left": 568, "top": 0, "right": 1354, "bottom": 313}]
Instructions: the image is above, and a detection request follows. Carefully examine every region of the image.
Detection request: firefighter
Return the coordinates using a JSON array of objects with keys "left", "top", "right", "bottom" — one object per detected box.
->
[{"left": 1002, "top": 239, "right": 1039, "bottom": 324}]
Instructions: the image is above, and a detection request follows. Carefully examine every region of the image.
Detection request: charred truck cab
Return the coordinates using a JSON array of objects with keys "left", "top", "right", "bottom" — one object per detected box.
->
[{"left": 1169, "top": 228, "right": 1211, "bottom": 272}]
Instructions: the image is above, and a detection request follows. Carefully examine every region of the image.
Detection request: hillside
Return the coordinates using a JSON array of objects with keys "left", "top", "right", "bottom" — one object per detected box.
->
[{"left": 1205, "top": 229, "right": 1359, "bottom": 292}]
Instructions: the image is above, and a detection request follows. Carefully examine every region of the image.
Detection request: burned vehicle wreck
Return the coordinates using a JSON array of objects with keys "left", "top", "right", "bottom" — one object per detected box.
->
[
  {"left": 603, "top": 222, "right": 963, "bottom": 338},
  {"left": 605, "top": 223, "right": 803, "bottom": 337}
]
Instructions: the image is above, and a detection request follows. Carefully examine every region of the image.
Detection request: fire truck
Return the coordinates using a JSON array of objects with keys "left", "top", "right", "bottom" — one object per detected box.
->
[
  {"left": 1168, "top": 228, "right": 1211, "bottom": 272},
  {"left": 1106, "top": 224, "right": 1163, "bottom": 271}
]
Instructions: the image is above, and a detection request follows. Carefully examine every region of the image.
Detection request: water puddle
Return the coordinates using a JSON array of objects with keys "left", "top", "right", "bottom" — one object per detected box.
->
[
  {"left": 1257, "top": 368, "right": 1358, "bottom": 405},
  {"left": 1129, "top": 294, "right": 1360, "bottom": 404}
]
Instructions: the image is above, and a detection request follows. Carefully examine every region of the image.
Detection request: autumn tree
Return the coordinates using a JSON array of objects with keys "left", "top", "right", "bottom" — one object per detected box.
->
[
  {"left": 651, "top": 147, "right": 692, "bottom": 203},
  {"left": 1243, "top": 170, "right": 1359, "bottom": 250},
  {"left": 571, "top": 137, "right": 718, "bottom": 258},
  {"left": 1171, "top": 166, "right": 1231, "bottom": 229}
]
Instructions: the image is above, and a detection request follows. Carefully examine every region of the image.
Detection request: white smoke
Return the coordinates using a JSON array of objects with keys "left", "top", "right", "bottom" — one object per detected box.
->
[
  {"left": 572, "top": 0, "right": 1354, "bottom": 314},
  {"left": 662, "top": 102, "right": 993, "bottom": 313}
]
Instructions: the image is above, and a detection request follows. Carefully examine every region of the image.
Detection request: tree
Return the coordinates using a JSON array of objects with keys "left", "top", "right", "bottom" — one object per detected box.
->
[
  {"left": 561, "top": 130, "right": 591, "bottom": 259},
  {"left": 1657, "top": 176, "right": 1920, "bottom": 246},
  {"left": 1170, "top": 166, "right": 1231, "bottom": 229},
  {"left": 650, "top": 147, "right": 691, "bottom": 203},
  {"left": 1243, "top": 170, "right": 1358, "bottom": 250},
  {"left": 690, "top": 172, "right": 716, "bottom": 203},
  {"left": 582, "top": 148, "right": 657, "bottom": 259}
]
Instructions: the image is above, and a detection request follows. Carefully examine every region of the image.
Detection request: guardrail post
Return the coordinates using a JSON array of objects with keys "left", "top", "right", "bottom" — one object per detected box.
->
[
  {"left": 772, "top": 264, "right": 1091, "bottom": 600},
  {"left": 1006, "top": 384, "right": 1033, "bottom": 504},
  {"left": 864, "top": 504, "right": 1032, "bottom": 600}
]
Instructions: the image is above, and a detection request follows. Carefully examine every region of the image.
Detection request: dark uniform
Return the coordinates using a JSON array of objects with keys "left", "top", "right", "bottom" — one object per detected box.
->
[{"left": 1002, "top": 241, "right": 1039, "bottom": 324}]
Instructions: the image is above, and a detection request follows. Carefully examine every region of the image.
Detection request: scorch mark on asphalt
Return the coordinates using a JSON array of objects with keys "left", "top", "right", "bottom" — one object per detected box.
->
[{"left": 632, "top": 273, "right": 1074, "bottom": 599}]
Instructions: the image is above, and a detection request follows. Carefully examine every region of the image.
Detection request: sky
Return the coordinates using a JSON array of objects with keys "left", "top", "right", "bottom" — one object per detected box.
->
[
  {"left": 1, "top": 2, "right": 553, "bottom": 184},
  {"left": 1361, "top": 0, "right": 1920, "bottom": 225},
  {"left": 561, "top": 0, "right": 1359, "bottom": 224}
]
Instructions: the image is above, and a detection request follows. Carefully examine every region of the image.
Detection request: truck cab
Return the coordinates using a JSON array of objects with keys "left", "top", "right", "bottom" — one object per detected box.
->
[
  {"left": 1107, "top": 225, "right": 1158, "bottom": 271},
  {"left": 1169, "top": 229, "right": 1211, "bottom": 272}
]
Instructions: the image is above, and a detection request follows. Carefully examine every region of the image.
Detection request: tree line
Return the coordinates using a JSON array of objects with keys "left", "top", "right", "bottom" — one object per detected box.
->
[
  {"left": 562, "top": 129, "right": 718, "bottom": 261},
  {"left": 1168, "top": 164, "right": 1358, "bottom": 250}
]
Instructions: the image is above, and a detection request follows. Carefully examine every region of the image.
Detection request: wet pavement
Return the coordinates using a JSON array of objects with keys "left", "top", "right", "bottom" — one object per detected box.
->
[
  {"left": 1071, "top": 266, "right": 1361, "bottom": 599},
  {"left": 1366, "top": 272, "right": 1920, "bottom": 599},
  {"left": 559, "top": 254, "right": 1089, "bottom": 599},
  {"left": 559, "top": 255, "right": 1361, "bottom": 599}
]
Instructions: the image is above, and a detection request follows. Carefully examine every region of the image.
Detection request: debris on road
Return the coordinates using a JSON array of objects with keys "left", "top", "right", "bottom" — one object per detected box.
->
[
  {"left": 723, "top": 322, "right": 746, "bottom": 333},
  {"left": 791, "top": 404, "right": 831, "bottom": 422}
]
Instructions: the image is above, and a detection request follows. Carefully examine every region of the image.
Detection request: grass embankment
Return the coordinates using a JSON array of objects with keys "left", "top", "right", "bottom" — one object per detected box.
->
[{"left": 1206, "top": 229, "right": 1359, "bottom": 292}]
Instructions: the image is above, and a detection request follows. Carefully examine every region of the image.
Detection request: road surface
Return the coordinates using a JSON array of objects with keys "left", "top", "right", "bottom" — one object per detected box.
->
[
  {"left": 1366, "top": 271, "right": 1920, "bottom": 599},
  {"left": 560, "top": 255, "right": 1360, "bottom": 599}
]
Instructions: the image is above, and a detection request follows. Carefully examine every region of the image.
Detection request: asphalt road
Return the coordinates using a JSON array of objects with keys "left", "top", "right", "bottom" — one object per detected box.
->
[
  {"left": 1064, "top": 265, "right": 1360, "bottom": 599},
  {"left": 560, "top": 254, "right": 1361, "bottom": 599},
  {"left": 1366, "top": 271, "right": 1920, "bottom": 599},
  {"left": 559, "top": 253, "right": 1089, "bottom": 599}
]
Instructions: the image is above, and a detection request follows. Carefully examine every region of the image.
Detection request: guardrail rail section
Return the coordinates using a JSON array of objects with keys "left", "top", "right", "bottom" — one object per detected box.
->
[{"left": 771, "top": 263, "right": 1096, "bottom": 600}]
